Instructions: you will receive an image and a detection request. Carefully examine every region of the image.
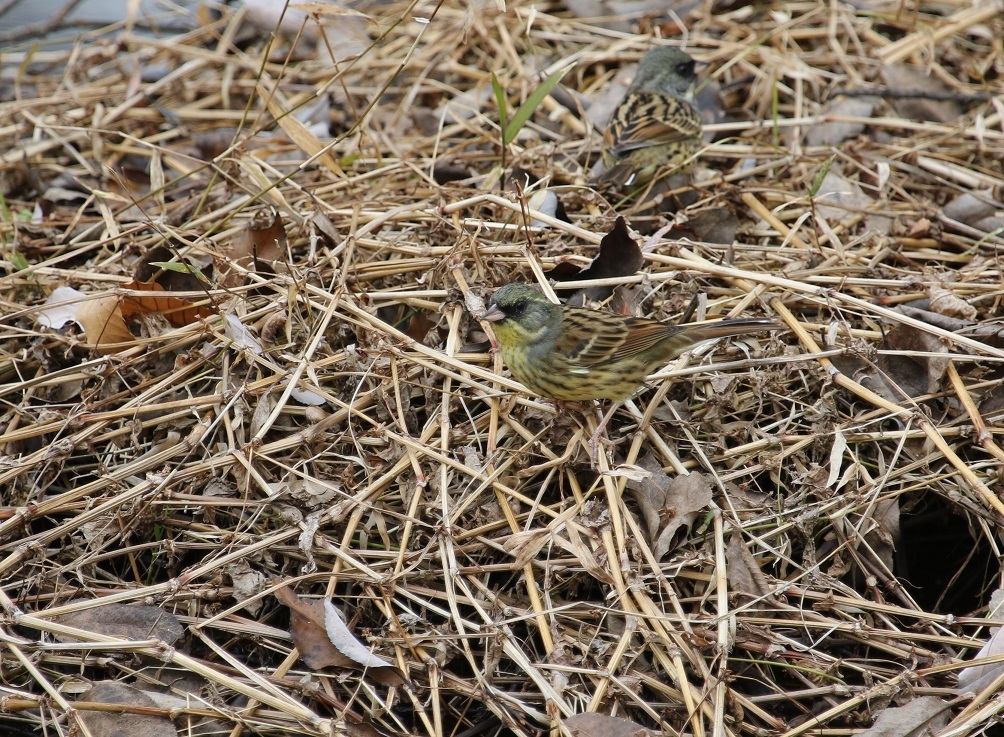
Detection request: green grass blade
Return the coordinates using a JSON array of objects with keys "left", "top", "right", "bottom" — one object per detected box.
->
[
  {"left": 491, "top": 72, "right": 508, "bottom": 134},
  {"left": 502, "top": 64, "right": 573, "bottom": 147},
  {"left": 808, "top": 156, "right": 835, "bottom": 198}
]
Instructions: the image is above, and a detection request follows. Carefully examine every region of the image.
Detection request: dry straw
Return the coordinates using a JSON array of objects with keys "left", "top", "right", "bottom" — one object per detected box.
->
[{"left": 0, "top": 0, "right": 1003, "bottom": 735}]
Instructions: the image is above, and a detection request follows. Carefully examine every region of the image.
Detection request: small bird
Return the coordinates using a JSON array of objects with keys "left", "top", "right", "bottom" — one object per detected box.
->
[
  {"left": 480, "top": 283, "right": 780, "bottom": 402},
  {"left": 598, "top": 47, "right": 703, "bottom": 188}
]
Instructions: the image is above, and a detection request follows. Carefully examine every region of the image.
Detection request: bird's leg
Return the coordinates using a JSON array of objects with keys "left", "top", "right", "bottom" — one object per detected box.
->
[{"left": 588, "top": 401, "right": 622, "bottom": 466}]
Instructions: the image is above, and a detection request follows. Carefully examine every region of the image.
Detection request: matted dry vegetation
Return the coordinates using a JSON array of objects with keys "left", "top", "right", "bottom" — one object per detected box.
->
[{"left": 1, "top": 0, "right": 1004, "bottom": 736}]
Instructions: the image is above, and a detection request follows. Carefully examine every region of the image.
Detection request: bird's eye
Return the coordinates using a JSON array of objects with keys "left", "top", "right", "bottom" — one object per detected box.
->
[
  {"left": 512, "top": 299, "right": 527, "bottom": 313},
  {"left": 677, "top": 60, "right": 695, "bottom": 77}
]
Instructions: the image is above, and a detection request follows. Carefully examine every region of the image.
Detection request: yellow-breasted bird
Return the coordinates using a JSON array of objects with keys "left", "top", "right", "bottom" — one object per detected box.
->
[
  {"left": 480, "top": 283, "right": 780, "bottom": 402},
  {"left": 598, "top": 47, "right": 702, "bottom": 188}
]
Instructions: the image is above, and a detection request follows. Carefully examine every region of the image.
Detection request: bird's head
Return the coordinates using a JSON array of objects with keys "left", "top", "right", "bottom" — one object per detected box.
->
[
  {"left": 632, "top": 47, "right": 697, "bottom": 99},
  {"left": 481, "top": 283, "right": 560, "bottom": 343}
]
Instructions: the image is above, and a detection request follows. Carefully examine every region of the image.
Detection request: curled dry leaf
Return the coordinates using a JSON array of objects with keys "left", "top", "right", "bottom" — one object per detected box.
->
[
  {"left": 627, "top": 455, "right": 713, "bottom": 559},
  {"left": 527, "top": 189, "right": 562, "bottom": 228},
  {"left": 298, "top": 513, "right": 321, "bottom": 573},
  {"left": 465, "top": 289, "right": 488, "bottom": 321},
  {"left": 862, "top": 496, "right": 900, "bottom": 573},
  {"left": 286, "top": 476, "right": 340, "bottom": 508},
  {"left": 37, "top": 269, "right": 212, "bottom": 353},
  {"left": 224, "top": 314, "right": 264, "bottom": 354},
  {"left": 37, "top": 286, "right": 134, "bottom": 353},
  {"left": 227, "top": 560, "right": 268, "bottom": 616},
  {"left": 927, "top": 287, "right": 977, "bottom": 321},
  {"left": 551, "top": 217, "right": 643, "bottom": 301},
  {"left": 322, "top": 599, "right": 395, "bottom": 669},
  {"left": 274, "top": 585, "right": 406, "bottom": 685},
  {"left": 602, "top": 463, "right": 651, "bottom": 482},
  {"left": 282, "top": 379, "right": 327, "bottom": 405}
]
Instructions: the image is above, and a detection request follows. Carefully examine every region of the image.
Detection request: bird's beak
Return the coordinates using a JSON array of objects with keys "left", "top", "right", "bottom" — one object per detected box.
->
[{"left": 480, "top": 304, "right": 506, "bottom": 323}]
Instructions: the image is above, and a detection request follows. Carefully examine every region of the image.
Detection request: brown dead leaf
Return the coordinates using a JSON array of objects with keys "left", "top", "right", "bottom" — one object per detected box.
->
[
  {"left": 75, "top": 296, "right": 135, "bottom": 352},
  {"left": 53, "top": 602, "right": 183, "bottom": 644},
  {"left": 666, "top": 207, "right": 739, "bottom": 245},
  {"left": 274, "top": 585, "right": 406, "bottom": 685},
  {"left": 572, "top": 216, "right": 642, "bottom": 280},
  {"left": 216, "top": 210, "right": 287, "bottom": 289},
  {"left": 78, "top": 682, "right": 175, "bottom": 737},
  {"left": 551, "top": 217, "right": 643, "bottom": 301},
  {"left": 927, "top": 287, "right": 977, "bottom": 321},
  {"left": 37, "top": 286, "right": 136, "bottom": 354},
  {"left": 121, "top": 280, "right": 212, "bottom": 328},
  {"left": 881, "top": 321, "right": 951, "bottom": 398},
  {"left": 275, "top": 585, "right": 355, "bottom": 670},
  {"left": 862, "top": 497, "right": 900, "bottom": 573},
  {"left": 627, "top": 456, "right": 712, "bottom": 559},
  {"left": 727, "top": 533, "right": 777, "bottom": 610},
  {"left": 405, "top": 312, "right": 439, "bottom": 343},
  {"left": 38, "top": 270, "right": 212, "bottom": 353}
]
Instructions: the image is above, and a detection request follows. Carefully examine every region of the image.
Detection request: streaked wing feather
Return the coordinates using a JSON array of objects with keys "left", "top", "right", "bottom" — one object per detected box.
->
[
  {"left": 556, "top": 309, "right": 781, "bottom": 372},
  {"left": 601, "top": 318, "right": 674, "bottom": 363},
  {"left": 556, "top": 309, "right": 673, "bottom": 369},
  {"left": 607, "top": 91, "right": 702, "bottom": 156}
]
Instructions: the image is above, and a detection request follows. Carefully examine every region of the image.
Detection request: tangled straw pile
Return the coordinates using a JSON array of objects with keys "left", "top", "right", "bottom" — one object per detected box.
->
[{"left": 1, "top": 0, "right": 1004, "bottom": 735}]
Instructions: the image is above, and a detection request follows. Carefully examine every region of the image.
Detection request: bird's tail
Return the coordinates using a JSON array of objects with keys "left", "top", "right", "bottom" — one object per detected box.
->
[{"left": 664, "top": 317, "right": 782, "bottom": 360}]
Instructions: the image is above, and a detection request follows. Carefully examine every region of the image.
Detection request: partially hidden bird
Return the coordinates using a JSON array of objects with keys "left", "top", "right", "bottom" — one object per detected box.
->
[
  {"left": 598, "top": 46, "right": 703, "bottom": 189},
  {"left": 480, "top": 283, "right": 780, "bottom": 402}
]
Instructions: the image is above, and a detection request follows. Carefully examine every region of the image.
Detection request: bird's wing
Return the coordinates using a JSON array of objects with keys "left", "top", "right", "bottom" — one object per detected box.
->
[
  {"left": 557, "top": 309, "right": 672, "bottom": 370},
  {"left": 557, "top": 309, "right": 780, "bottom": 373},
  {"left": 606, "top": 90, "right": 702, "bottom": 156}
]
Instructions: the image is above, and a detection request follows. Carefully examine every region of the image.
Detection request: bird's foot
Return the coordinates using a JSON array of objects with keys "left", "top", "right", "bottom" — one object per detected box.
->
[
  {"left": 587, "top": 427, "right": 614, "bottom": 469},
  {"left": 587, "top": 401, "right": 622, "bottom": 468}
]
